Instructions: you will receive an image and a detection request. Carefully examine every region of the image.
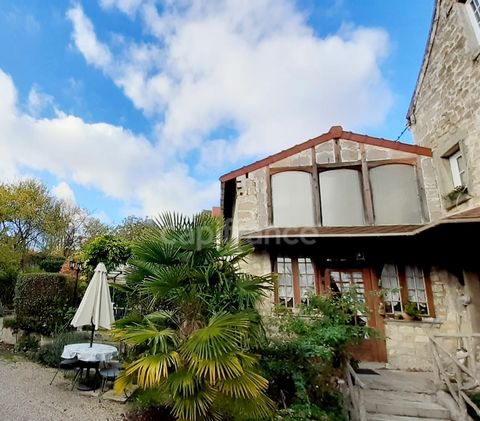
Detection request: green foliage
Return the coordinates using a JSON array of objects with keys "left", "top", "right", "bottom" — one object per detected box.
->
[
  {"left": 38, "top": 257, "right": 65, "bottom": 272},
  {"left": 37, "top": 330, "right": 90, "bottom": 367},
  {"left": 0, "top": 241, "right": 20, "bottom": 308},
  {"left": 82, "top": 234, "right": 131, "bottom": 273},
  {"left": 113, "top": 212, "right": 274, "bottom": 421},
  {"left": 14, "top": 273, "right": 75, "bottom": 335},
  {"left": 403, "top": 301, "right": 421, "bottom": 319},
  {"left": 15, "top": 334, "right": 40, "bottom": 356},
  {"left": 259, "top": 291, "right": 373, "bottom": 420},
  {"left": 278, "top": 403, "right": 345, "bottom": 421},
  {"left": 2, "top": 317, "right": 21, "bottom": 331},
  {"left": 0, "top": 179, "right": 63, "bottom": 252},
  {"left": 115, "top": 216, "right": 154, "bottom": 243}
]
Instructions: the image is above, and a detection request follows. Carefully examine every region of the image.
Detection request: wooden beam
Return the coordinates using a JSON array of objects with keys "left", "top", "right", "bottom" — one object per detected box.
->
[
  {"left": 415, "top": 157, "right": 430, "bottom": 223},
  {"left": 266, "top": 166, "right": 273, "bottom": 226},
  {"left": 360, "top": 144, "right": 375, "bottom": 225},
  {"left": 334, "top": 139, "right": 341, "bottom": 163},
  {"left": 311, "top": 147, "right": 322, "bottom": 226},
  {"left": 269, "top": 166, "right": 313, "bottom": 175}
]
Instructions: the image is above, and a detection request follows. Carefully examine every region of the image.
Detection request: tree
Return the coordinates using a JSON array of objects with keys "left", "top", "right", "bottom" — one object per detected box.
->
[
  {"left": 0, "top": 179, "right": 63, "bottom": 253},
  {"left": 112, "top": 212, "right": 274, "bottom": 421},
  {"left": 114, "top": 215, "right": 153, "bottom": 243},
  {"left": 82, "top": 234, "right": 131, "bottom": 273}
]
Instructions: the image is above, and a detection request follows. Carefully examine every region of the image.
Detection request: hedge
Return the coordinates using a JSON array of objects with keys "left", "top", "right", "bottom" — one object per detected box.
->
[{"left": 14, "top": 273, "right": 75, "bottom": 335}]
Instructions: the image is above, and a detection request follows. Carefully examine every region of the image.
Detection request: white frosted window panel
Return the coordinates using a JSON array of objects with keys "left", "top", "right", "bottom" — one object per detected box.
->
[
  {"left": 370, "top": 164, "right": 422, "bottom": 225},
  {"left": 319, "top": 169, "right": 365, "bottom": 226},
  {"left": 298, "top": 257, "right": 315, "bottom": 304},
  {"left": 381, "top": 264, "right": 402, "bottom": 314},
  {"left": 277, "top": 257, "right": 294, "bottom": 308},
  {"left": 271, "top": 171, "right": 315, "bottom": 227},
  {"left": 405, "top": 265, "right": 428, "bottom": 315}
]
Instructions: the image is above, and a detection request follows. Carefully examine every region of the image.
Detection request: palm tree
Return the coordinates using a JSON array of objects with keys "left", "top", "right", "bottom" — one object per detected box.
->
[{"left": 113, "top": 212, "right": 274, "bottom": 421}]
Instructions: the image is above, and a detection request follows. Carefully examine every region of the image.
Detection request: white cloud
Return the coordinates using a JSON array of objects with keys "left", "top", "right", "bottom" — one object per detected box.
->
[
  {"left": 99, "top": 0, "right": 146, "bottom": 16},
  {"left": 52, "top": 181, "right": 76, "bottom": 205},
  {"left": 0, "top": 70, "right": 217, "bottom": 215},
  {"left": 66, "top": 4, "right": 113, "bottom": 71},
  {"left": 67, "top": 1, "right": 393, "bottom": 168},
  {"left": 27, "top": 85, "right": 55, "bottom": 117}
]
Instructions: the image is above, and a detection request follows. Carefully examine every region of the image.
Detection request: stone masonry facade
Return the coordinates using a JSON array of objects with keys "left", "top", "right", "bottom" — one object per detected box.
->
[{"left": 409, "top": 0, "right": 480, "bottom": 215}]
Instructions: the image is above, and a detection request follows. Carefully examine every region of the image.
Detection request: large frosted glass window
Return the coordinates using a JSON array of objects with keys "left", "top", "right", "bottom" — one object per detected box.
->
[
  {"left": 370, "top": 164, "right": 422, "bottom": 225},
  {"left": 271, "top": 171, "right": 315, "bottom": 227},
  {"left": 319, "top": 169, "right": 365, "bottom": 226}
]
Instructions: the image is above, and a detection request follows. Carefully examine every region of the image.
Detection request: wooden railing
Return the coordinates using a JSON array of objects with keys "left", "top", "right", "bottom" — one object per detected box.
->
[
  {"left": 430, "top": 334, "right": 480, "bottom": 419},
  {"left": 342, "top": 362, "right": 367, "bottom": 421}
]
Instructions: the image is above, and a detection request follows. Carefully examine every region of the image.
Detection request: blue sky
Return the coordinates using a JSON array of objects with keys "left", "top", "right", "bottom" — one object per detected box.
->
[{"left": 0, "top": 0, "right": 434, "bottom": 223}]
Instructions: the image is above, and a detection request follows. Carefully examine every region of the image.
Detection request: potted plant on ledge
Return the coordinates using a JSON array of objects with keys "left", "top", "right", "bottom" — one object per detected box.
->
[{"left": 402, "top": 302, "right": 422, "bottom": 321}]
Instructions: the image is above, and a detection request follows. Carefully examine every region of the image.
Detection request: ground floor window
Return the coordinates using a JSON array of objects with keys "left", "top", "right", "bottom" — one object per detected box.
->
[
  {"left": 381, "top": 264, "right": 433, "bottom": 317},
  {"left": 275, "top": 257, "right": 316, "bottom": 307}
]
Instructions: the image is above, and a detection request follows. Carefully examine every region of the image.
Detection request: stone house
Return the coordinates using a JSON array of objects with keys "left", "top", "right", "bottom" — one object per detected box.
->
[
  {"left": 220, "top": 126, "right": 480, "bottom": 370},
  {"left": 408, "top": 0, "right": 480, "bottom": 213}
]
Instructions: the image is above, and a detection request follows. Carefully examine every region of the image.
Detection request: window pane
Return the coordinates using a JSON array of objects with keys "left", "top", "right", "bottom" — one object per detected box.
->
[
  {"left": 277, "top": 257, "right": 294, "bottom": 307},
  {"left": 405, "top": 265, "right": 429, "bottom": 315},
  {"left": 319, "top": 169, "right": 365, "bottom": 226},
  {"left": 381, "top": 264, "right": 402, "bottom": 314},
  {"left": 370, "top": 164, "right": 422, "bottom": 225},
  {"left": 471, "top": 0, "right": 480, "bottom": 25},
  {"left": 298, "top": 257, "right": 315, "bottom": 304},
  {"left": 272, "top": 171, "right": 315, "bottom": 227}
]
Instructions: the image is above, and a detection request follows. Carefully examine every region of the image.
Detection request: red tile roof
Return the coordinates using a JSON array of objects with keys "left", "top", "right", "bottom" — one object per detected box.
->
[{"left": 220, "top": 126, "right": 432, "bottom": 182}]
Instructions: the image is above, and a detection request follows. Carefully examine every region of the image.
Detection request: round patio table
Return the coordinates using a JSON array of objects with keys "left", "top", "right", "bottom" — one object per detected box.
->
[
  {"left": 61, "top": 343, "right": 118, "bottom": 391},
  {"left": 61, "top": 343, "right": 118, "bottom": 363}
]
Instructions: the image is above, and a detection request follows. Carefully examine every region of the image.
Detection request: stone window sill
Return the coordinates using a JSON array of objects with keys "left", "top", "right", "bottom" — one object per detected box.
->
[{"left": 384, "top": 317, "right": 442, "bottom": 325}]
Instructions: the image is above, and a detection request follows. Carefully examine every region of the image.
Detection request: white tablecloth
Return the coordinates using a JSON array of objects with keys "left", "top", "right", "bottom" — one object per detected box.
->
[{"left": 61, "top": 343, "right": 118, "bottom": 362}]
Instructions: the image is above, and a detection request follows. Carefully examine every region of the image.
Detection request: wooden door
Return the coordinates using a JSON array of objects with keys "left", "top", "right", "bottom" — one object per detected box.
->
[{"left": 326, "top": 268, "right": 387, "bottom": 362}]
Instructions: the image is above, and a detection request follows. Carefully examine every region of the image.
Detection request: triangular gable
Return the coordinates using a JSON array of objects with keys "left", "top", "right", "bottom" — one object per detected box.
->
[{"left": 220, "top": 126, "right": 432, "bottom": 182}]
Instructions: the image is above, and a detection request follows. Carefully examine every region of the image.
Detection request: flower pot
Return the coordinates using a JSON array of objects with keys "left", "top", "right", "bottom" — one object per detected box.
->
[{"left": 401, "top": 312, "right": 413, "bottom": 321}]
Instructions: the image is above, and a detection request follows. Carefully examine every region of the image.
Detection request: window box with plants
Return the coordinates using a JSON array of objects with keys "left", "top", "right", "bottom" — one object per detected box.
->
[
  {"left": 443, "top": 185, "right": 469, "bottom": 208},
  {"left": 402, "top": 301, "right": 422, "bottom": 322}
]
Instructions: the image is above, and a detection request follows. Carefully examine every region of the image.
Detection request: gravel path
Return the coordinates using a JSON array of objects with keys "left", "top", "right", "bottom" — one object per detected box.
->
[{"left": 0, "top": 357, "right": 126, "bottom": 421}]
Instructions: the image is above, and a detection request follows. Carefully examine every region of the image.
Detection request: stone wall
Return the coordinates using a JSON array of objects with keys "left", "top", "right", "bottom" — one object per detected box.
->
[
  {"left": 384, "top": 267, "right": 469, "bottom": 370},
  {"left": 409, "top": 0, "right": 480, "bottom": 215}
]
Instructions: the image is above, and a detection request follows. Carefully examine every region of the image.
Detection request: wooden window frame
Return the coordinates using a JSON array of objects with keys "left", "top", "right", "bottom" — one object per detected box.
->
[
  {"left": 383, "top": 264, "right": 435, "bottom": 318},
  {"left": 273, "top": 256, "right": 321, "bottom": 307}
]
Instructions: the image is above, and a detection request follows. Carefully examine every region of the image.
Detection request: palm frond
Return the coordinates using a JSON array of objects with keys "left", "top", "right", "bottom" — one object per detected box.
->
[
  {"left": 122, "top": 352, "right": 181, "bottom": 389},
  {"left": 182, "top": 313, "right": 252, "bottom": 361}
]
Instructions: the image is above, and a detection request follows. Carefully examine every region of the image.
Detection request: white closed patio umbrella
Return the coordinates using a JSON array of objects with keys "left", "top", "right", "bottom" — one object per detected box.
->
[{"left": 71, "top": 262, "right": 115, "bottom": 347}]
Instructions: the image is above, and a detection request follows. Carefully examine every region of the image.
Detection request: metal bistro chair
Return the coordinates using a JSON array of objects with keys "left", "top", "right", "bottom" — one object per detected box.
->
[
  {"left": 72, "top": 360, "right": 101, "bottom": 391},
  {"left": 50, "top": 357, "right": 80, "bottom": 386},
  {"left": 99, "top": 362, "right": 123, "bottom": 393}
]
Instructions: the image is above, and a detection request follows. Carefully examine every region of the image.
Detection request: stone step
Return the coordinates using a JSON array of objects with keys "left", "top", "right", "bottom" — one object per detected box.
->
[
  {"left": 364, "top": 389, "right": 436, "bottom": 403},
  {"left": 367, "top": 413, "right": 450, "bottom": 421},
  {"left": 366, "top": 399, "right": 450, "bottom": 419}
]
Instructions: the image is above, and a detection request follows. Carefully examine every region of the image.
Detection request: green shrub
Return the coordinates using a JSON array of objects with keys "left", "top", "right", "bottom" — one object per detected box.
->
[
  {"left": 39, "top": 257, "right": 65, "bottom": 273},
  {"left": 2, "top": 317, "right": 21, "bottom": 331},
  {"left": 14, "top": 273, "right": 75, "bottom": 335},
  {"left": 259, "top": 291, "right": 374, "bottom": 420},
  {"left": 37, "top": 330, "right": 89, "bottom": 367},
  {"left": 15, "top": 334, "right": 40, "bottom": 356}
]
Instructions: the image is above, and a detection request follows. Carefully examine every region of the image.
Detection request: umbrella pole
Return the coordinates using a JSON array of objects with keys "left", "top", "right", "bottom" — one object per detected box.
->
[{"left": 90, "top": 321, "right": 95, "bottom": 347}]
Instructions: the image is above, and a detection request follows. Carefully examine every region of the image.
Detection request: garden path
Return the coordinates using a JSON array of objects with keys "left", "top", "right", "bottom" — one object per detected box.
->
[{"left": 0, "top": 356, "right": 125, "bottom": 421}]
